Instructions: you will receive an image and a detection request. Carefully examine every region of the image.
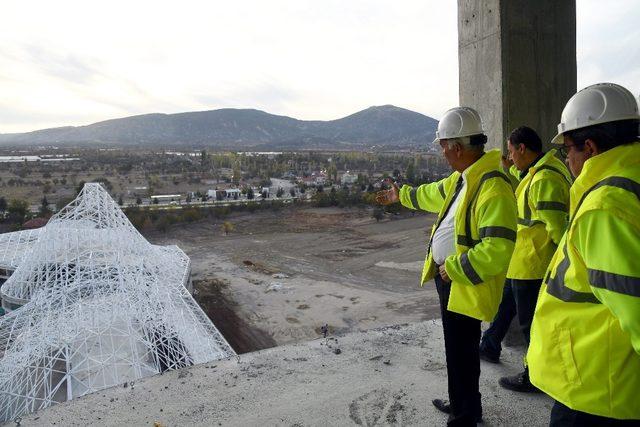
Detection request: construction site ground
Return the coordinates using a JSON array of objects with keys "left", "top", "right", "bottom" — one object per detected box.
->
[{"left": 149, "top": 206, "right": 439, "bottom": 353}]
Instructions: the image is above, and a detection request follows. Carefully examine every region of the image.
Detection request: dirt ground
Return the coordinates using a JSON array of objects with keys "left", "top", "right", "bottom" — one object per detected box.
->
[{"left": 148, "top": 206, "right": 440, "bottom": 353}]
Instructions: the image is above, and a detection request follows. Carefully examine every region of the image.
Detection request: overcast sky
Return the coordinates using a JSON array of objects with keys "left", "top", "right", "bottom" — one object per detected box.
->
[{"left": 0, "top": 0, "right": 638, "bottom": 133}]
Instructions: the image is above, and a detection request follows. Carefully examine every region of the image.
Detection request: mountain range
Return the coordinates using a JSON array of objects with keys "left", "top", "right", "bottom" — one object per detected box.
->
[{"left": 0, "top": 105, "right": 438, "bottom": 150}]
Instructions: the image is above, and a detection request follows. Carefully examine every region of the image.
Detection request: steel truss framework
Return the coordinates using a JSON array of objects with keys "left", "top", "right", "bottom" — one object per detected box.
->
[{"left": 0, "top": 183, "right": 234, "bottom": 422}]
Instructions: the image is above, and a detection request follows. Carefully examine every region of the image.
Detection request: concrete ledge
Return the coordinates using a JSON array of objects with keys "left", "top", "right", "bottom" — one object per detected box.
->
[{"left": 21, "top": 321, "right": 552, "bottom": 426}]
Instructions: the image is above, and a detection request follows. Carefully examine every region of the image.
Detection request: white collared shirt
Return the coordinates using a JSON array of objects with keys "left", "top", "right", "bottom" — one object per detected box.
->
[{"left": 431, "top": 172, "right": 468, "bottom": 266}]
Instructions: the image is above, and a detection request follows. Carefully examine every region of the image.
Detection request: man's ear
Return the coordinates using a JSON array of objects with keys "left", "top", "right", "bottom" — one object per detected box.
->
[
  {"left": 518, "top": 143, "right": 526, "bottom": 154},
  {"left": 451, "top": 143, "right": 459, "bottom": 158},
  {"left": 584, "top": 139, "right": 600, "bottom": 156}
]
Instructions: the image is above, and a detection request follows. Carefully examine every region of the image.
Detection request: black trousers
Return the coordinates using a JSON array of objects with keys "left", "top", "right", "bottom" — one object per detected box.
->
[
  {"left": 479, "top": 278, "right": 542, "bottom": 359},
  {"left": 550, "top": 400, "right": 640, "bottom": 427},
  {"left": 435, "top": 274, "right": 482, "bottom": 426}
]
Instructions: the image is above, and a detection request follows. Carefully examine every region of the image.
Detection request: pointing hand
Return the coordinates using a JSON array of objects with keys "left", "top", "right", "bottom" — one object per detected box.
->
[{"left": 375, "top": 182, "right": 399, "bottom": 205}]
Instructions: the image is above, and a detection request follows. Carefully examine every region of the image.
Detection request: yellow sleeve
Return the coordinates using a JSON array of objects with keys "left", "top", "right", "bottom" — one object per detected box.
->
[
  {"left": 399, "top": 174, "right": 457, "bottom": 213},
  {"left": 530, "top": 175, "right": 570, "bottom": 245}
]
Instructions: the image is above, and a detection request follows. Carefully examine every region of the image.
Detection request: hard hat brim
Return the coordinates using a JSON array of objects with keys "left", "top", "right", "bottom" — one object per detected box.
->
[{"left": 551, "top": 133, "right": 564, "bottom": 145}]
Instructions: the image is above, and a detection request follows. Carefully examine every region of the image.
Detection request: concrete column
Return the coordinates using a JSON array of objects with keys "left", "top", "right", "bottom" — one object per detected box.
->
[{"left": 458, "top": 0, "right": 576, "bottom": 151}]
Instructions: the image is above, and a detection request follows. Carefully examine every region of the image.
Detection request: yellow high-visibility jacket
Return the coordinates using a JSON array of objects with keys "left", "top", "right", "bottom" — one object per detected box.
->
[
  {"left": 528, "top": 142, "right": 640, "bottom": 420},
  {"left": 399, "top": 149, "right": 517, "bottom": 321},
  {"left": 504, "top": 164, "right": 520, "bottom": 190},
  {"left": 507, "top": 149, "right": 572, "bottom": 280}
]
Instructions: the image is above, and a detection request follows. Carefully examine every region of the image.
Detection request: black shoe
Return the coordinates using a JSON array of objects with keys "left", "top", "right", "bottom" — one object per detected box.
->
[
  {"left": 432, "top": 398, "right": 451, "bottom": 414},
  {"left": 479, "top": 347, "right": 500, "bottom": 364},
  {"left": 432, "top": 399, "right": 483, "bottom": 423},
  {"left": 499, "top": 371, "right": 541, "bottom": 393}
]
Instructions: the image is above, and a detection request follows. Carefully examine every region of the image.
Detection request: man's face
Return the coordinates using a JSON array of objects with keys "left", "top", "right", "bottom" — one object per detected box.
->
[
  {"left": 562, "top": 136, "right": 589, "bottom": 177},
  {"left": 507, "top": 140, "right": 526, "bottom": 171},
  {"left": 439, "top": 139, "right": 460, "bottom": 170}
]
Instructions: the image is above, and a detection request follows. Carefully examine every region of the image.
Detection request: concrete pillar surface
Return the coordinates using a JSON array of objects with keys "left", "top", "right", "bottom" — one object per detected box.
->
[{"left": 458, "top": 0, "right": 576, "bottom": 151}]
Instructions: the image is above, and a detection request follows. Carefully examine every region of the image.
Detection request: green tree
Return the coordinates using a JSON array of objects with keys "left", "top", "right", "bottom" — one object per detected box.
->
[
  {"left": 156, "top": 216, "right": 170, "bottom": 232},
  {"left": 95, "top": 177, "right": 113, "bottom": 191},
  {"left": 232, "top": 161, "right": 241, "bottom": 184},
  {"left": 327, "top": 164, "right": 338, "bottom": 182},
  {"left": 7, "top": 199, "right": 29, "bottom": 224},
  {"left": 405, "top": 161, "right": 415, "bottom": 184},
  {"left": 259, "top": 177, "right": 272, "bottom": 188},
  {"left": 200, "top": 149, "right": 208, "bottom": 167},
  {"left": 329, "top": 187, "right": 338, "bottom": 206},
  {"left": 39, "top": 196, "right": 52, "bottom": 217}
]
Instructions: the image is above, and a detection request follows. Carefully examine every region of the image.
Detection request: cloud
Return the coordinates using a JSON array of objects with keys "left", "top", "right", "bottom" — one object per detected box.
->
[
  {"left": 192, "top": 79, "right": 301, "bottom": 115},
  {"left": 0, "top": 0, "right": 460, "bottom": 133},
  {"left": 577, "top": 0, "right": 640, "bottom": 91},
  {"left": 0, "top": 101, "right": 100, "bottom": 131},
  {"left": 19, "top": 44, "right": 104, "bottom": 86},
  {"left": 0, "top": 0, "right": 637, "bottom": 133}
]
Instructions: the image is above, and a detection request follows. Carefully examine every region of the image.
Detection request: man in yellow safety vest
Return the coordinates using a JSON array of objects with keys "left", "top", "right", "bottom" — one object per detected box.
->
[
  {"left": 528, "top": 82, "right": 640, "bottom": 425},
  {"left": 479, "top": 126, "right": 571, "bottom": 394},
  {"left": 377, "top": 106, "right": 516, "bottom": 426}
]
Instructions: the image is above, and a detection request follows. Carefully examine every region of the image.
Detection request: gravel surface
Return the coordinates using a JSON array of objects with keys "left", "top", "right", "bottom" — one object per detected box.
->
[{"left": 20, "top": 321, "right": 551, "bottom": 426}]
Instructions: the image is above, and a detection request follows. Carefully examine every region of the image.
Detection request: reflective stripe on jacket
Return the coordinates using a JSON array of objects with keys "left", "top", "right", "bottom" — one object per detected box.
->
[
  {"left": 528, "top": 142, "right": 640, "bottom": 420},
  {"left": 399, "top": 149, "right": 517, "bottom": 321},
  {"left": 507, "top": 149, "right": 572, "bottom": 280}
]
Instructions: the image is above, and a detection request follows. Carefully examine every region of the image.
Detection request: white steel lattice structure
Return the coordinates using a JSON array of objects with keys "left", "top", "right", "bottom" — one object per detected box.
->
[{"left": 0, "top": 183, "right": 235, "bottom": 422}]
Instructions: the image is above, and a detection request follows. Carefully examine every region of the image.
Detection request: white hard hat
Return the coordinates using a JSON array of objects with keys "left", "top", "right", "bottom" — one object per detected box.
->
[
  {"left": 551, "top": 82, "right": 640, "bottom": 145},
  {"left": 433, "top": 107, "right": 485, "bottom": 143}
]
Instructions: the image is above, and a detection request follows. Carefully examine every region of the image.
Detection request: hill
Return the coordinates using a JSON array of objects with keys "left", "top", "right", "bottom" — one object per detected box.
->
[{"left": 0, "top": 105, "right": 438, "bottom": 150}]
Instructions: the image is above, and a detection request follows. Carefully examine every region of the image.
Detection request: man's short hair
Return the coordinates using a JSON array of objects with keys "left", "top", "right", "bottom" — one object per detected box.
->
[
  {"left": 508, "top": 126, "right": 542, "bottom": 152},
  {"left": 564, "top": 119, "right": 639, "bottom": 152},
  {"left": 446, "top": 134, "right": 486, "bottom": 152},
  {"left": 469, "top": 134, "right": 488, "bottom": 146}
]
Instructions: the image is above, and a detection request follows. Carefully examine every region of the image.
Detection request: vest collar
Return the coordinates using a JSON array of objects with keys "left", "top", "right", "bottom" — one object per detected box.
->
[
  {"left": 520, "top": 152, "right": 545, "bottom": 179},
  {"left": 570, "top": 142, "right": 640, "bottom": 212},
  {"left": 462, "top": 149, "right": 501, "bottom": 183},
  {"left": 527, "top": 149, "right": 555, "bottom": 175}
]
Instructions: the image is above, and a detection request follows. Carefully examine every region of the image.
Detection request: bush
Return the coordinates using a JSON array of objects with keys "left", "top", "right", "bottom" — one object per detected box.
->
[
  {"left": 181, "top": 208, "right": 202, "bottom": 223},
  {"left": 221, "top": 221, "right": 235, "bottom": 235},
  {"left": 156, "top": 216, "right": 170, "bottom": 233},
  {"left": 372, "top": 207, "right": 384, "bottom": 222},
  {"left": 7, "top": 199, "right": 29, "bottom": 224}
]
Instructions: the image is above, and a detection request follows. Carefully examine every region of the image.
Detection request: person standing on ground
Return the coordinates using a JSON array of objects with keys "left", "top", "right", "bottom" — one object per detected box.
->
[
  {"left": 377, "top": 107, "right": 517, "bottom": 426},
  {"left": 478, "top": 126, "right": 571, "bottom": 394},
  {"left": 527, "top": 82, "right": 640, "bottom": 425}
]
